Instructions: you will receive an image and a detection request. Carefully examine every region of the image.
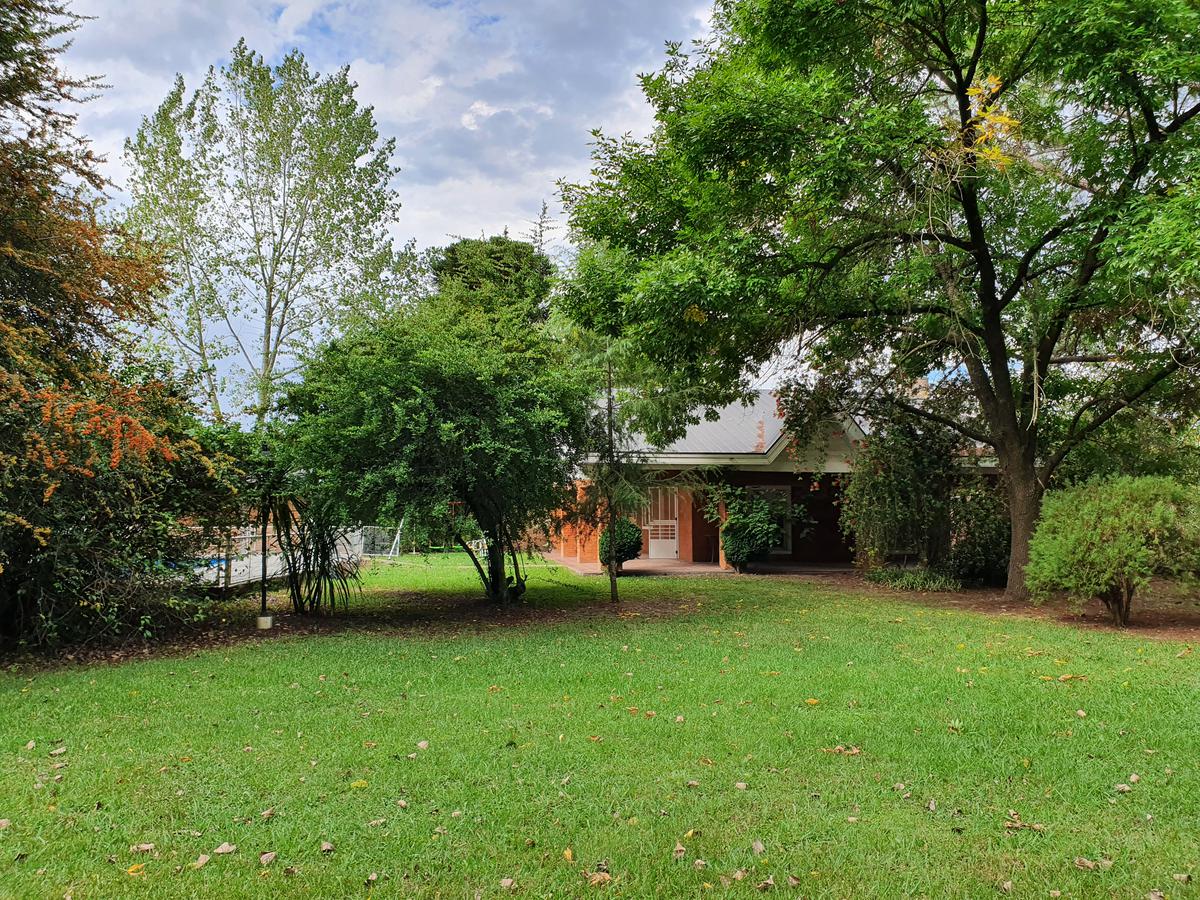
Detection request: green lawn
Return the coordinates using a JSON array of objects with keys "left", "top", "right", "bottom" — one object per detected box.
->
[{"left": 2, "top": 556, "right": 1197, "bottom": 898}]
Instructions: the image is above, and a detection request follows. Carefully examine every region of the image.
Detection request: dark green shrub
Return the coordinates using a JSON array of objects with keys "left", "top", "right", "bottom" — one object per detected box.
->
[
  {"left": 945, "top": 477, "right": 1010, "bottom": 585},
  {"left": 864, "top": 566, "right": 962, "bottom": 592},
  {"left": 839, "top": 418, "right": 959, "bottom": 567},
  {"left": 1026, "top": 476, "right": 1200, "bottom": 626},
  {"left": 599, "top": 517, "right": 643, "bottom": 573},
  {"left": 705, "top": 487, "right": 801, "bottom": 573}
]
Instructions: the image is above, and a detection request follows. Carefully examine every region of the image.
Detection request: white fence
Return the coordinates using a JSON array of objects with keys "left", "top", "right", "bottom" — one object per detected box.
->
[
  {"left": 357, "top": 525, "right": 493, "bottom": 558},
  {"left": 194, "top": 526, "right": 365, "bottom": 588}
]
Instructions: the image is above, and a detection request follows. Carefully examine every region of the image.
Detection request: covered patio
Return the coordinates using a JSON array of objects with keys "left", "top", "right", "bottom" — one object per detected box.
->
[{"left": 544, "top": 550, "right": 854, "bottom": 577}]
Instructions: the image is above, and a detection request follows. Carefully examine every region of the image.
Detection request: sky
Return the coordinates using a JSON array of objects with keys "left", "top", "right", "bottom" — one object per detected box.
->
[{"left": 65, "top": 0, "right": 713, "bottom": 251}]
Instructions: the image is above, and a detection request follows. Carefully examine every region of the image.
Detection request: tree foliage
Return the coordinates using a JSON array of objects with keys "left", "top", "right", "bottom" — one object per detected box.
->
[
  {"left": 1026, "top": 476, "right": 1200, "bottom": 626},
  {"left": 0, "top": 1, "right": 233, "bottom": 644},
  {"left": 562, "top": 0, "right": 1200, "bottom": 597},
  {"left": 287, "top": 237, "right": 592, "bottom": 603},
  {"left": 124, "top": 40, "right": 401, "bottom": 423}
]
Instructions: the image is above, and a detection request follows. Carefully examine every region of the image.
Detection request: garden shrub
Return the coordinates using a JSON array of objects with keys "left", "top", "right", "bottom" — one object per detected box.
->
[
  {"left": 599, "top": 517, "right": 643, "bottom": 573},
  {"left": 705, "top": 487, "right": 800, "bottom": 573},
  {"left": 944, "top": 477, "right": 1010, "bottom": 586},
  {"left": 864, "top": 566, "right": 962, "bottom": 592},
  {"left": 1025, "top": 476, "right": 1200, "bottom": 626},
  {"left": 839, "top": 417, "right": 959, "bottom": 567}
]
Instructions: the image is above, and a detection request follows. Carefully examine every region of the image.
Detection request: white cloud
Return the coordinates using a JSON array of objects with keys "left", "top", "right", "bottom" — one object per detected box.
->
[{"left": 63, "top": 0, "right": 713, "bottom": 248}]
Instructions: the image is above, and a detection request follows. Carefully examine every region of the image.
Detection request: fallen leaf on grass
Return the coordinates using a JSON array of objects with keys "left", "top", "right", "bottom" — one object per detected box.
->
[
  {"left": 320, "top": 841, "right": 334, "bottom": 853},
  {"left": 1003, "top": 810, "right": 1045, "bottom": 832},
  {"left": 751, "top": 840, "right": 765, "bottom": 856},
  {"left": 129, "top": 843, "right": 155, "bottom": 853},
  {"left": 365, "top": 872, "right": 378, "bottom": 886},
  {"left": 213, "top": 842, "right": 236, "bottom": 855},
  {"left": 1115, "top": 783, "right": 1132, "bottom": 793},
  {"left": 756, "top": 874, "right": 775, "bottom": 891},
  {"left": 259, "top": 852, "right": 276, "bottom": 866},
  {"left": 673, "top": 842, "right": 686, "bottom": 860},
  {"left": 0, "top": 820, "right": 9, "bottom": 830},
  {"left": 350, "top": 780, "right": 368, "bottom": 789},
  {"left": 49, "top": 746, "right": 66, "bottom": 757},
  {"left": 500, "top": 877, "right": 516, "bottom": 890},
  {"left": 1074, "top": 857, "right": 1096, "bottom": 870},
  {"left": 735, "top": 782, "right": 748, "bottom": 791},
  {"left": 416, "top": 740, "right": 429, "bottom": 750},
  {"left": 686, "top": 780, "right": 699, "bottom": 788},
  {"left": 24, "top": 741, "right": 34, "bottom": 750},
  {"left": 193, "top": 855, "right": 210, "bottom": 869},
  {"left": 821, "top": 745, "right": 862, "bottom": 756},
  {"left": 787, "top": 875, "right": 802, "bottom": 887},
  {"left": 805, "top": 698, "right": 820, "bottom": 706},
  {"left": 126, "top": 863, "right": 145, "bottom": 876},
  {"left": 563, "top": 847, "right": 574, "bottom": 863},
  {"left": 1174, "top": 874, "right": 1192, "bottom": 883},
  {"left": 261, "top": 807, "right": 275, "bottom": 819},
  {"left": 368, "top": 819, "right": 386, "bottom": 827},
  {"left": 694, "top": 859, "right": 707, "bottom": 870},
  {"left": 586, "top": 871, "right": 612, "bottom": 887}
]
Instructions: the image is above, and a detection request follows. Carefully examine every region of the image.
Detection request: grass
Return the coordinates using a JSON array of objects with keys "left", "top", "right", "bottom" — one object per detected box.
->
[{"left": 1, "top": 554, "right": 1198, "bottom": 898}]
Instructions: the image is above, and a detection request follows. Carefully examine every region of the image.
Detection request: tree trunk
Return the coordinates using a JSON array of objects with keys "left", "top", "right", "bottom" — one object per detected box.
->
[
  {"left": 1102, "top": 580, "right": 1134, "bottom": 626},
  {"left": 485, "top": 530, "right": 507, "bottom": 603},
  {"left": 1004, "top": 468, "right": 1043, "bottom": 601},
  {"left": 605, "top": 353, "right": 619, "bottom": 604}
]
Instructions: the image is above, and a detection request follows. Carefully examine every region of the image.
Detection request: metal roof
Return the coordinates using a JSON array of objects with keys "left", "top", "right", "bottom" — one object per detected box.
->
[{"left": 646, "top": 390, "right": 788, "bottom": 455}]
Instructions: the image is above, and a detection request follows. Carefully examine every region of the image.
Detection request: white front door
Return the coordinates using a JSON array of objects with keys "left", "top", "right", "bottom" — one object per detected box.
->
[{"left": 645, "top": 488, "right": 678, "bottom": 559}]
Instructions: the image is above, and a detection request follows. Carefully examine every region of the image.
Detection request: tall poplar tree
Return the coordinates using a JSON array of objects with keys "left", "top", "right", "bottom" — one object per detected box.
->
[{"left": 125, "top": 40, "right": 401, "bottom": 423}]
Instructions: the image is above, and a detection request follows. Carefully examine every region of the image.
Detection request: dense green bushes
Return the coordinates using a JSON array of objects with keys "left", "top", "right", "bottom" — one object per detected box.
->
[
  {"left": 1026, "top": 476, "right": 1200, "bottom": 626},
  {"left": 704, "top": 487, "right": 802, "bottom": 573},
  {"left": 944, "top": 478, "right": 1010, "bottom": 585},
  {"left": 599, "top": 518, "right": 643, "bottom": 573},
  {"left": 838, "top": 417, "right": 1009, "bottom": 585}
]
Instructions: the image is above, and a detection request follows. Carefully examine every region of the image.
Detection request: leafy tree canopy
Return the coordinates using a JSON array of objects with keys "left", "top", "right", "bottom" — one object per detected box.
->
[
  {"left": 287, "top": 237, "right": 593, "bottom": 602},
  {"left": 562, "top": 0, "right": 1200, "bottom": 596},
  {"left": 125, "top": 39, "right": 401, "bottom": 423},
  {"left": 0, "top": 1, "right": 233, "bottom": 643}
]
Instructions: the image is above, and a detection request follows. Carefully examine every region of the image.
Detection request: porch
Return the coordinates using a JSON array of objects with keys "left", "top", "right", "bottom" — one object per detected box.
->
[{"left": 544, "top": 549, "right": 854, "bottom": 578}]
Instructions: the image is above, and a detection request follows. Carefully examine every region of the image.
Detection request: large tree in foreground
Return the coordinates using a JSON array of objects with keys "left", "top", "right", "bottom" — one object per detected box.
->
[
  {"left": 287, "top": 237, "right": 592, "bottom": 603},
  {"left": 125, "top": 40, "right": 400, "bottom": 424},
  {"left": 562, "top": 0, "right": 1200, "bottom": 596},
  {"left": 0, "top": 0, "right": 232, "bottom": 642}
]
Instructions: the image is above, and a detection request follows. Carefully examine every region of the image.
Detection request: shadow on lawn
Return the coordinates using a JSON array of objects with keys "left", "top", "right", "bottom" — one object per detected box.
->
[{"left": 5, "top": 568, "right": 1196, "bottom": 672}]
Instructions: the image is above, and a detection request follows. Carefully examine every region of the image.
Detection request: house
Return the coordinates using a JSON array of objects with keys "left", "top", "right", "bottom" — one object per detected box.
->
[{"left": 553, "top": 391, "right": 866, "bottom": 570}]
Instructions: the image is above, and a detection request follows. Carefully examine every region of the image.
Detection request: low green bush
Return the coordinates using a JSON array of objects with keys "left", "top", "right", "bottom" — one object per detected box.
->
[
  {"left": 864, "top": 566, "right": 962, "bottom": 592},
  {"left": 1026, "top": 476, "right": 1200, "bottom": 626},
  {"left": 599, "top": 517, "right": 643, "bottom": 573}
]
